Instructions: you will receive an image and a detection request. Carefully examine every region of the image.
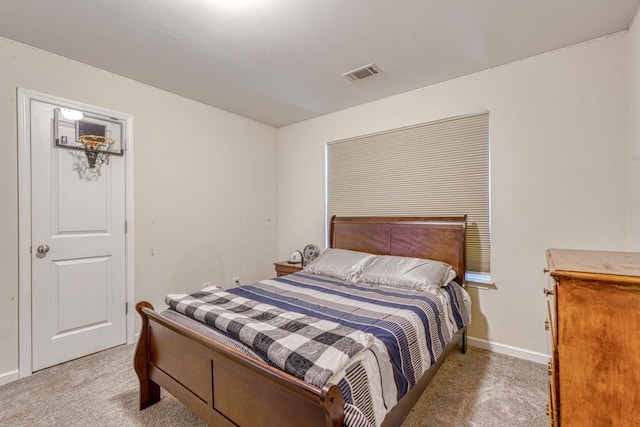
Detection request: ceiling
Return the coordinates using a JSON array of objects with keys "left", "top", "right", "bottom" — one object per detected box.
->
[{"left": 1, "top": 0, "right": 639, "bottom": 127}]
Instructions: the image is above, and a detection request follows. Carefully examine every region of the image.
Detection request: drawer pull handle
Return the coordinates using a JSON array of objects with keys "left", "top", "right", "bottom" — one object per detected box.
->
[{"left": 544, "top": 288, "right": 554, "bottom": 296}]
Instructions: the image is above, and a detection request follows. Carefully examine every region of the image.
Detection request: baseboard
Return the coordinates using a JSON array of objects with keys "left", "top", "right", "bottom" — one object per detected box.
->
[
  {"left": 0, "top": 369, "right": 19, "bottom": 386},
  {"left": 467, "top": 336, "right": 550, "bottom": 364}
]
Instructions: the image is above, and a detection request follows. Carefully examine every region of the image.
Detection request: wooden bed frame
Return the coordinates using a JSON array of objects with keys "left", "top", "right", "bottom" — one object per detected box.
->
[{"left": 134, "top": 215, "right": 468, "bottom": 427}]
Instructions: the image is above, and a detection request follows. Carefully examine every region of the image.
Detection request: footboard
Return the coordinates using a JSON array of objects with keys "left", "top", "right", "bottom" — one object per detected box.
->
[{"left": 134, "top": 302, "right": 344, "bottom": 427}]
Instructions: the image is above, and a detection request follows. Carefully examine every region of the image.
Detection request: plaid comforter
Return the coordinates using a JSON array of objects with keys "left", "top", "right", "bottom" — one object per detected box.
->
[
  {"left": 166, "top": 287, "right": 374, "bottom": 387},
  {"left": 166, "top": 272, "right": 471, "bottom": 427}
]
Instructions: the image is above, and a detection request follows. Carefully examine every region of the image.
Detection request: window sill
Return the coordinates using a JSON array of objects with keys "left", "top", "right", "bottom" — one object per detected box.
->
[{"left": 464, "top": 272, "right": 496, "bottom": 290}]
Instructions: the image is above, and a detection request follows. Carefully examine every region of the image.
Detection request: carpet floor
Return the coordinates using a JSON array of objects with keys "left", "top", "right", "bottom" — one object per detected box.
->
[{"left": 0, "top": 345, "right": 547, "bottom": 426}]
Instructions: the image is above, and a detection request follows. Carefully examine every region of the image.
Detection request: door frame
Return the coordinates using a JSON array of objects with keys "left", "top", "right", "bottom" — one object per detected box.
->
[{"left": 17, "top": 88, "right": 135, "bottom": 378}]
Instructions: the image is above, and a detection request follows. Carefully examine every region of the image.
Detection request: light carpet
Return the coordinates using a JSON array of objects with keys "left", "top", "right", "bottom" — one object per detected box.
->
[{"left": 0, "top": 345, "right": 547, "bottom": 426}]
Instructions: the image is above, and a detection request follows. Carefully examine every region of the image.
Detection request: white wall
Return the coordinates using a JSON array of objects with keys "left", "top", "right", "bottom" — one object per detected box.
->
[
  {"left": 0, "top": 37, "right": 278, "bottom": 377},
  {"left": 629, "top": 9, "right": 640, "bottom": 250},
  {"left": 277, "top": 34, "right": 629, "bottom": 358}
]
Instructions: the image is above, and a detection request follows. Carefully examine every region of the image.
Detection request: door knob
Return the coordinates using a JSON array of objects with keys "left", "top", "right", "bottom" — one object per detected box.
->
[{"left": 37, "top": 244, "right": 50, "bottom": 255}]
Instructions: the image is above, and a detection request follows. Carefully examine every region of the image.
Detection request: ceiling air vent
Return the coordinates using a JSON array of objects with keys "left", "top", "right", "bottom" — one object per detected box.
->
[{"left": 343, "top": 63, "right": 382, "bottom": 82}]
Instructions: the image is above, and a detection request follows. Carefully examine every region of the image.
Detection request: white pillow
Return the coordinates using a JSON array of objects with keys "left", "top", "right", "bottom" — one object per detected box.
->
[
  {"left": 303, "top": 248, "right": 376, "bottom": 282},
  {"left": 357, "top": 255, "right": 455, "bottom": 292}
]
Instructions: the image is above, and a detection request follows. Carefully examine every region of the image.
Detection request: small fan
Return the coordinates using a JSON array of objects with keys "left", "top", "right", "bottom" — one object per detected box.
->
[{"left": 302, "top": 244, "right": 321, "bottom": 265}]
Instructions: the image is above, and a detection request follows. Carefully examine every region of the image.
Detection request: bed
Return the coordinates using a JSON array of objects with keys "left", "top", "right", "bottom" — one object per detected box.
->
[{"left": 134, "top": 215, "right": 470, "bottom": 426}]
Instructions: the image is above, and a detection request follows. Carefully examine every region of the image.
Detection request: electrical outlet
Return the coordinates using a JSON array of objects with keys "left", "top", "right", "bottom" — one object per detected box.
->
[{"left": 232, "top": 277, "right": 240, "bottom": 287}]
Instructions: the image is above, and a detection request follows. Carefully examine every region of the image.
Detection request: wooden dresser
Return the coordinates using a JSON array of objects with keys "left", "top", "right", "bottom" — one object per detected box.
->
[{"left": 544, "top": 249, "right": 640, "bottom": 426}]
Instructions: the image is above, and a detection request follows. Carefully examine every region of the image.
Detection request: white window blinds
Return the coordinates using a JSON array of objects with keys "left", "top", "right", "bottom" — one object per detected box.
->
[{"left": 326, "top": 112, "right": 490, "bottom": 274}]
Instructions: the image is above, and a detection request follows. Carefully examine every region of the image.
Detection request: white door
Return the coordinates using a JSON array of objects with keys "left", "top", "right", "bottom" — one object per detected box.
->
[{"left": 30, "top": 100, "right": 127, "bottom": 371}]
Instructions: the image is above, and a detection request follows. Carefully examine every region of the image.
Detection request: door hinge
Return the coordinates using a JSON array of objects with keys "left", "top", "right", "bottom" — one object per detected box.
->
[
  {"left": 124, "top": 221, "right": 128, "bottom": 234},
  {"left": 125, "top": 302, "right": 129, "bottom": 315}
]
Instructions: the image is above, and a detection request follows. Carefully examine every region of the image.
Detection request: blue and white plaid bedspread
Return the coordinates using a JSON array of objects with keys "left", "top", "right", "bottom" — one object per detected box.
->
[
  {"left": 166, "top": 287, "right": 374, "bottom": 388},
  {"left": 166, "top": 272, "right": 471, "bottom": 427}
]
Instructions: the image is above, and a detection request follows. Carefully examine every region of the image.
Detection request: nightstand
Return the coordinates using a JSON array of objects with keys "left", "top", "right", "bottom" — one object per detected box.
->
[{"left": 274, "top": 261, "right": 303, "bottom": 277}]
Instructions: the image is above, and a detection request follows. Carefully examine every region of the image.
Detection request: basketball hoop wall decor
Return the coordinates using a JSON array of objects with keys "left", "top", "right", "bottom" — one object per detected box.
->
[{"left": 53, "top": 107, "right": 125, "bottom": 174}]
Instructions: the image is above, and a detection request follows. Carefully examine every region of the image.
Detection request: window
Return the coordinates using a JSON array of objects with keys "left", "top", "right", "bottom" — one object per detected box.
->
[{"left": 326, "top": 112, "right": 490, "bottom": 278}]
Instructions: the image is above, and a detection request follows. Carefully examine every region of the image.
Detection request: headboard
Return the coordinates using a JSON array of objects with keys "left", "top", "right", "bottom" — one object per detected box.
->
[{"left": 329, "top": 215, "right": 467, "bottom": 283}]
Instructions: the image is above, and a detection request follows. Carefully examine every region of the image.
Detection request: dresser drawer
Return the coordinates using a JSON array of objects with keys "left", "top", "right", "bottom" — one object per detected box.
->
[
  {"left": 547, "top": 381, "right": 556, "bottom": 426},
  {"left": 545, "top": 299, "right": 556, "bottom": 351}
]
